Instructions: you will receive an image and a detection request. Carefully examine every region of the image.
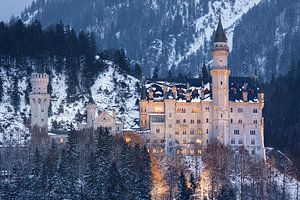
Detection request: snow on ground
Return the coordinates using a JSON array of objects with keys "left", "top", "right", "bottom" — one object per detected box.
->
[
  {"left": 174, "top": 0, "right": 263, "bottom": 67},
  {"left": 91, "top": 62, "right": 140, "bottom": 128},
  {"left": 0, "top": 63, "right": 141, "bottom": 145}
]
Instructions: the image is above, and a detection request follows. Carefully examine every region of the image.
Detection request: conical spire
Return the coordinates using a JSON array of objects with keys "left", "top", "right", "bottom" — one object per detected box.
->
[{"left": 214, "top": 18, "right": 227, "bottom": 43}]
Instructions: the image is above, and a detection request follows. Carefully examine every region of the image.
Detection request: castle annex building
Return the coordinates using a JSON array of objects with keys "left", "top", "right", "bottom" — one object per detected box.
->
[{"left": 139, "top": 19, "right": 266, "bottom": 159}]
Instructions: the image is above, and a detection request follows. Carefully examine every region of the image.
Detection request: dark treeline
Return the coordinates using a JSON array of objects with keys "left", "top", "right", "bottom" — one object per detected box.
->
[
  {"left": 0, "top": 20, "right": 142, "bottom": 105},
  {"left": 264, "top": 59, "right": 300, "bottom": 171},
  {"left": 0, "top": 128, "right": 152, "bottom": 199}
]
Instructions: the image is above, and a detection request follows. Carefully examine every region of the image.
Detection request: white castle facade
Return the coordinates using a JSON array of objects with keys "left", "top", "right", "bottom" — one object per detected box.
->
[{"left": 139, "top": 19, "right": 266, "bottom": 159}]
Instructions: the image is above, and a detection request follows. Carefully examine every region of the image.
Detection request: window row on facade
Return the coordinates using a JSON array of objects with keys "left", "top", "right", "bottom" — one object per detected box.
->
[{"left": 230, "top": 138, "right": 256, "bottom": 145}]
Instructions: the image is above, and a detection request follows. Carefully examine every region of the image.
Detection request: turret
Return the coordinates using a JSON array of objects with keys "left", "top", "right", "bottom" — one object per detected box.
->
[
  {"left": 29, "top": 72, "right": 51, "bottom": 147},
  {"left": 29, "top": 73, "right": 50, "bottom": 130},
  {"left": 210, "top": 18, "right": 230, "bottom": 143},
  {"left": 86, "top": 99, "right": 97, "bottom": 128}
]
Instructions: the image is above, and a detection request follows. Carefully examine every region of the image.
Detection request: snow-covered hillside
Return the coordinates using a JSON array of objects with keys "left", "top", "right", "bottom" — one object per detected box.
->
[
  {"left": 0, "top": 63, "right": 141, "bottom": 146},
  {"left": 21, "top": 0, "right": 263, "bottom": 77}
]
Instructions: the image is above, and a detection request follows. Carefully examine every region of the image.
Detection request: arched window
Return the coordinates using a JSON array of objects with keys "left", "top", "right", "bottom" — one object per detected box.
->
[
  {"left": 231, "top": 138, "right": 235, "bottom": 144},
  {"left": 238, "top": 139, "right": 243, "bottom": 144},
  {"left": 38, "top": 99, "right": 42, "bottom": 104}
]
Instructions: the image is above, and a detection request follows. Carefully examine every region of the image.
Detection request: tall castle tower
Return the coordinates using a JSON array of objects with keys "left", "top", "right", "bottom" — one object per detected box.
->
[
  {"left": 29, "top": 73, "right": 50, "bottom": 146},
  {"left": 210, "top": 18, "right": 230, "bottom": 143}
]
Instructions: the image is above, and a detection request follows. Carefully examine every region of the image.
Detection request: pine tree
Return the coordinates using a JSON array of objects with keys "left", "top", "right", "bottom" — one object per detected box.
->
[
  {"left": 11, "top": 76, "right": 20, "bottom": 112},
  {"left": 177, "top": 171, "right": 190, "bottom": 200},
  {"left": 0, "top": 75, "right": 3, "bottom": 102},
  {"left": 107, "top": 162, "right": 126, "bottom": 200},
  {"left": 133, "top": 63, "right": 142, "bottom": 79},
  {"left": 152, "top": 66, "right": 159, "bottom": 79},
  {"left": 189, "top": 173, "right": 197, "bottom": 197},
  {"left": 84, "top": 152, "right": 98, "bottom": 200}
]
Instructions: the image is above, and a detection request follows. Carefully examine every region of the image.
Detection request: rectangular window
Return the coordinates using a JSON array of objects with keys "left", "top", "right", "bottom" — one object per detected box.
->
[
  {"left": 197, "top": 129, "right": 202, "bottom": 135},
  {"left": 190, "top": 129, "right": 195, "bottom": 135},
  {"left": 168, "top": 124, "right": 172, "bottom": 128},
  {"left": 175, "top": 131, "right": 179, "bottom": 135},
  {"left": 176, "top": 108, "right": 186, "bottom": 113},
  {"left": 176, "top": 119, "right": 180, "bottom": 124},
  {"left": 206, "top": 118, "right": 209, "bottom": 123},
  {"left": 154, "top": 107, "right": 164, "bottom": 113},
  {"left": 197, "top": 119, "right": 201, "bottom": 124},
  {"left": 250, "top": 130, "right": 256, "bottom": 135},
  {"left": 253, "top": 108, "right": 258, "bottom": 113},
  {"left": 238, "top": 119, "right": 242, "bottom": 124},
  {"left": 234, "top": 130, "right": 240, "bottom": 135},
  {"left": 156, "top": 128, "right": 160, "bottom": 133},
  {"left": 205, "top": 107, "right": 210, "bottom": 111},
  {"left": 150, "top": 115, "right": 165, "bottom": 123},
  {"left": 183, "top": 131, "right": 187, "bottom": 135},
  {"left": 191, "top": 119, "right": 195, "bottom": 124},
  {"left": 238, "top": 108, "right": 243, "bottom": 113},
  {"left": 192, "top": 108, "right": 200, "bottom": 113},
  {"left": 169, "top": 113, "right": 172, "bottom": 118}
]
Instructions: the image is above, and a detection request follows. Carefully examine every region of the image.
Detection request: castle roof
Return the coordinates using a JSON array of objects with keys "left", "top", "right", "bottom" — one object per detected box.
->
[
  {"left": 144, "top": 77, "right": 260, "bottom": 103},
  {"left": 214, "top": 18, "right": 227, "bottom": 43}
]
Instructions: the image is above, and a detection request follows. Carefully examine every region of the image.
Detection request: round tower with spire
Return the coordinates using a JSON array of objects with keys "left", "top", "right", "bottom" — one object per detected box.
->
[{"left": 210, "top": 18, "right": 231, "bottom": 143}]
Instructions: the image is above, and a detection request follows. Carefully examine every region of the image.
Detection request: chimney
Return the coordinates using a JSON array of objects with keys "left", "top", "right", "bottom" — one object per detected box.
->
[
  {"left": 186, "top": 82, "right": 190, "bottom": 90},
  {"left": 242, "top": 91, "right": 248, "bottom": 102},
  {"left": 149, "top": 88, "right": 154, "bottom": 100},
  {"left": 172, "top": 85, "right": 177, "bottom": 98},
  {"left": 186, "top": 91, "right": 191, "bottom": 102}
]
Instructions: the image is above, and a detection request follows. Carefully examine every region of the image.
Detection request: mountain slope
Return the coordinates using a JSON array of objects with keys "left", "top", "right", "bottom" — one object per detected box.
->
[
  {"left": 230, "top": 0, "right": 300, "bottom": 81},
  {"left": 21, "top": 0, "right": 262, "bottom": 77}
]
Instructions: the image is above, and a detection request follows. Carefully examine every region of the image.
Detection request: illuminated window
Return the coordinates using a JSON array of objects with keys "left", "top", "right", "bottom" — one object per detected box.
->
[
  {"left": 183, "top": 149, "right": 187, "bottom": 154},
  {"left": 125, "top": 137, "right": 131, "bottom": 143},
  {"left": 192, "top": 108, "right": 200, "bottom": 113},
  {"left": 190, "top": 149, "right": 194, "bottom": 155},
  {"left": 154, "top": 107, "right": 163, "bottom": 113},
  {"left": 177, "top": 108, "right": 186, "bottom": 113},
  {"left": 197, "top": 149, "right": 202, "bottom": 155},
  {"left": 196, "top": 139, "right": 202, "bottom": 144},
  {"left": 153, "top": 148, "right": 157, "bottom": 153},
  {"left": 197, "top": 129, "right": 202, "bottom": 135},
  {"left": 59, "top": 138, "right": 64, "bottom": 144}
]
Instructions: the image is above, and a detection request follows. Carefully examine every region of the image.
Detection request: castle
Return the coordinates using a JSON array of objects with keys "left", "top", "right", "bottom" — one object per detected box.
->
[
  {"left": 29, "top": 73, "right": 123, "bottom": 147},
  {"left": 139, "top": 19, "right": 266, "bottom": 159}
]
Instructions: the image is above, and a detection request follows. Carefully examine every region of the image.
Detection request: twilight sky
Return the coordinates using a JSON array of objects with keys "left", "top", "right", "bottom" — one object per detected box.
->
[{"left": 0, "top": 0, "right": 34, "bottom": 22}]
